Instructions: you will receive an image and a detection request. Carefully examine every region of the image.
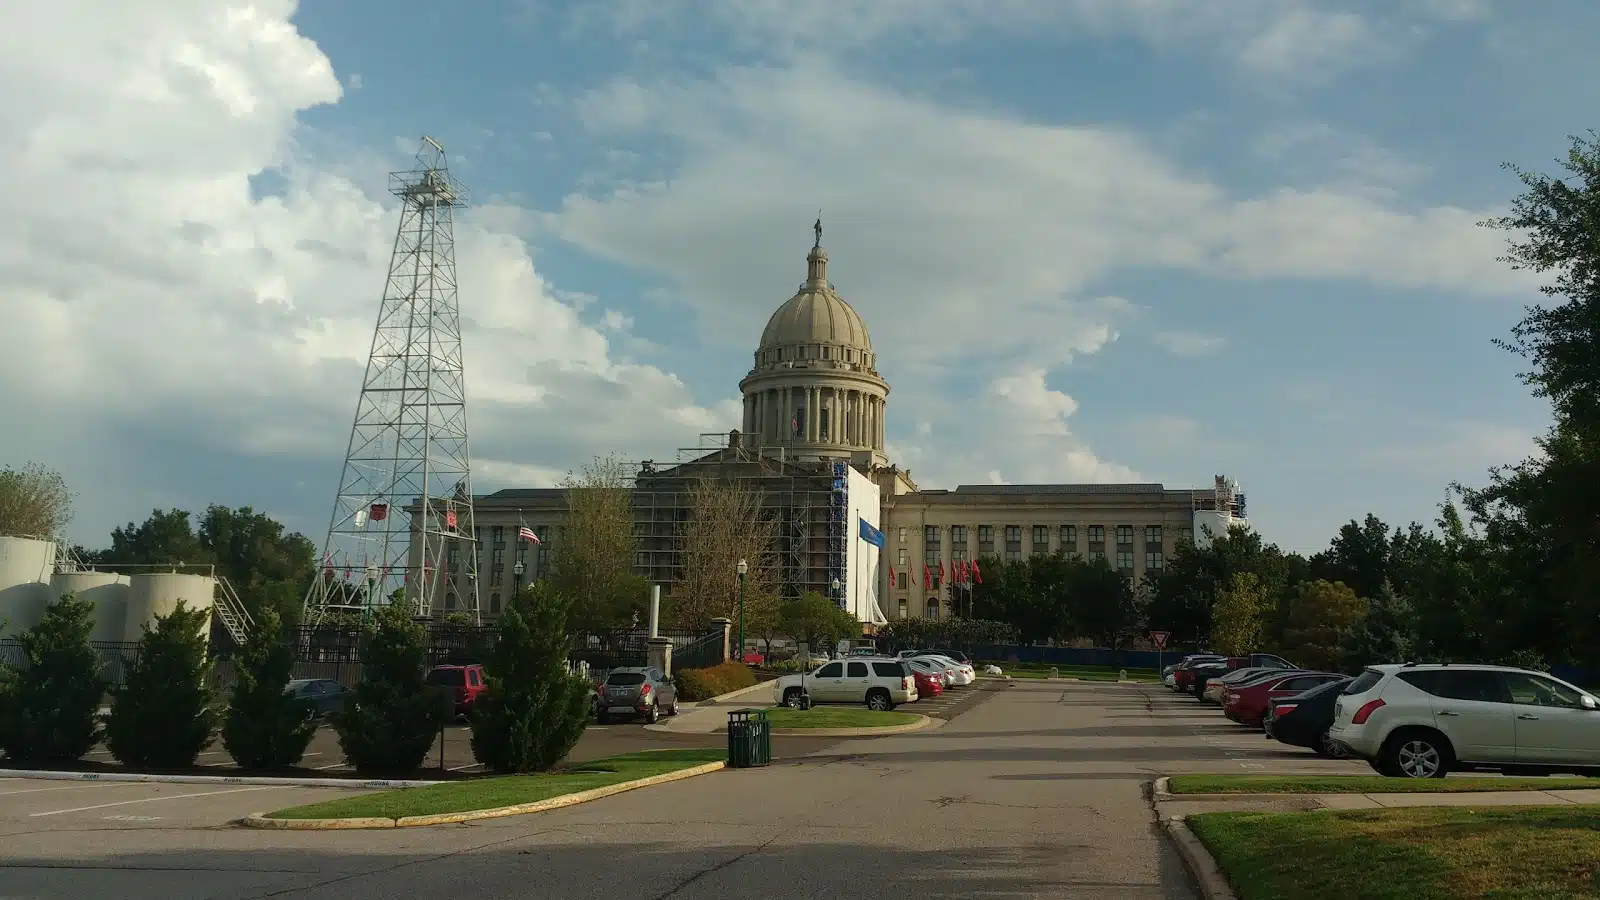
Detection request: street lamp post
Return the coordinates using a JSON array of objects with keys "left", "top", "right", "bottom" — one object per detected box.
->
[{"left": 736, "top": 559, "right": 748, "bottom": 664}]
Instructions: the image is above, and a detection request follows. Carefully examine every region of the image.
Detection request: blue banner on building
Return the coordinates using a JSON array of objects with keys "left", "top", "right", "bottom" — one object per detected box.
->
[{"left": 858, "top": 518, "right": 885, "bottom": 548}]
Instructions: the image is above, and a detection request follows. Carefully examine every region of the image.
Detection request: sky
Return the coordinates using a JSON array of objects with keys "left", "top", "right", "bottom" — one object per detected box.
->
[{"left": 3, "top": 0, "right": 1596, "bottom": 555}]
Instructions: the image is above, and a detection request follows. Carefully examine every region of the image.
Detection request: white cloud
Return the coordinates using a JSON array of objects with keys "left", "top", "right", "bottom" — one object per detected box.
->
[
  {"left": 1363, "top": 422, "right": 1541, "bottom": 474},
  {"left": 1154, "top": 330, "right": 1227, "bottom": 356},
  {"left": 0, "top": 0, "right": 726, "bottom": 540}
]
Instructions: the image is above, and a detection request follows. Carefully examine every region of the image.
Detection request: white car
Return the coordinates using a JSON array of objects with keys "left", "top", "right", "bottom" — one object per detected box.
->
[
  {"left": 914, "top": 654, "right": 975, "bottom": 686},
  {"left": 1329, "top": 663, "right": 1600, "bottom": 778},
  {"left": 772, "top": 657, "right": 918, "bottom": 710},
  {"left": 906, "top": 656, "right": 953, "bottom": 686}
]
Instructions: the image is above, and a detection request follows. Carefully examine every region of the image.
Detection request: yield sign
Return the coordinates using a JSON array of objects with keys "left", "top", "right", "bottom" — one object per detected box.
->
[{"left": 1149, "top": 631, "right": 1171, "bottom": 650}]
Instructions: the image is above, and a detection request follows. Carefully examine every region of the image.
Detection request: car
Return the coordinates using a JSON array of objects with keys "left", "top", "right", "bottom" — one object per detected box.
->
[
  {"left": 921, "top": 648, "right": 971, "bottom": 665},
  {"left": 1225, "top": 671, "right": 1346, "bottom": 726},
  {"left": 906, "top": 656, "right": 952, "bottom": 687},
  {"left": 913, "top": 654, "right": 975, "bottom": 686},
  {"left": 910, "top": 667, "right": 944, "bottom": 698},
  {"left": 1264, "top": 676, "right": 1352, "bottom": 756},
  {"left": 1329, "top": 663, "right": 1600, "bottom": 778},
  {"left": 596, "top": 666, "right": 679, "bottom": 724},
  {"left": 283, "top": 678, "right": 353, "bottom": 719},
  {"left": 772, "top": 658, "right": 918, "bottom": 710},
  {"left": 1171, "top": 656, "right": 1225, "bottom": 693},
  {"left": 1203, "top": 666, "right": 1289, "bottom": 704},
  {"left": 425, "top": 664, "right": 487, "bottom": 717}
]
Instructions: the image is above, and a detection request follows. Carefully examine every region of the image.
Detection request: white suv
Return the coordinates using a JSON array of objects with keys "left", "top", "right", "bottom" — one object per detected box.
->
[
  {"left": 1329, "top": 663, "right": 1600, "bottom": 778},
  {"left": 773, "top": 657, "right": 918, "bottom": 710}
]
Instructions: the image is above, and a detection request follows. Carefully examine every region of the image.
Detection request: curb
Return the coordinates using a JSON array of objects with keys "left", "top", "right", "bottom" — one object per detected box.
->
[
  {"left": 1152, "top": 778, "right": 1301, "bottom": 805},
  {"left": 701, "top": 714, "right": 940, "bottom": 738},
  {"left": 0, "top": 769, "right": 437, "bottom": 790},
  {"left": 1162, "top": 815, "right": 1239, "bottom": 900},
  {"left": 693, "top": 680, "right": 777, "bottom": 707},
  {"left": 239, "top": 760, "right": 726, "bottom": 830}
]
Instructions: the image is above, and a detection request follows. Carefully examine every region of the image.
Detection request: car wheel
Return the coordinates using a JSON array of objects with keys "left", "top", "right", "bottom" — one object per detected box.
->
[
  {"left": 1314, "top": 729, "right": 1348, "bottom": 759},
  {"left": 668, "top": 699, "right": 679, "bottom": 717},
  {"left": 1380, "top": 729, "right": 1452, "bottom": 778},
  {"left": 866, "top": 689, "right": 892, "bottom": 712},
  {"left": 782, "top": 688, "right": 804, "bottom": 708},
  {"left": 645, "top": 702, "right": 659, "bottom": 725}
]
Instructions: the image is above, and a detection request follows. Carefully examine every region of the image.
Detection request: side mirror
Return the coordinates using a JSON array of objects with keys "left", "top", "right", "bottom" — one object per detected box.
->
[{"left": 1582, "top": 695, "right": 1598, "bottom": 711}]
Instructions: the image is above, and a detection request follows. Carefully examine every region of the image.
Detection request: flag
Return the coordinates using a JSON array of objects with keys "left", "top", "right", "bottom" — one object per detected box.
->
[
  {"left": 940, "top": 561, "right": 947, "bottom": 582},
  {"left": 888, "top": 564, "right": 896, "bottom": 586},
  {"left": 369, "top": 502, "right": 388, "bottom": 521},
  {"left": 518, "top": 526, "right": 541, "bottom": 544},
  {"left": 964, "top": 560, "right": 973, "bottom": 582},
  {"left": 858, "top": 518, "right": 885, "bottom": 548},
  {"left": 445, "top": 509, "right": 458, "bottom": 530},
  {"left": 972, "top": 560, "right": 983, "bottom": 584},
  {"left": 924, "top": 565, "right": 931, "bottom": 587}
]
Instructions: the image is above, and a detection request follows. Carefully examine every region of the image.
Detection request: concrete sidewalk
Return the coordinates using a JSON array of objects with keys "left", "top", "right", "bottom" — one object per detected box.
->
[{"left": 647, "top": 681, "right": 777, "bottom": 734}]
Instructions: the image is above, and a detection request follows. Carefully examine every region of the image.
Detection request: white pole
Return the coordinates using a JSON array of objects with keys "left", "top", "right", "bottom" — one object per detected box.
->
[{"left": 649, "top": 584, "right": 661, "bottom": 638}]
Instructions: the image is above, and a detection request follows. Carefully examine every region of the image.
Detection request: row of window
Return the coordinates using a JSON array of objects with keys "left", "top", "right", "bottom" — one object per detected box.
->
[
  {"left": 475, "top": 525, "right": 562, "bottom": 547},
  {"left": 888, "top": 549, "right": 1166, "bottom": 591},
  {"left": 910, "top": 524, "right": 1179, "bottom": 547},
  {"left": 759, "top": 345, "right": 875, "bottom": 367}
]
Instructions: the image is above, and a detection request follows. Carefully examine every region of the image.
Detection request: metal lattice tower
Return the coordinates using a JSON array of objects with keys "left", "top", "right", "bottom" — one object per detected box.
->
[{"left": 304, "top": 136, "right": 480, "bottom": 625}]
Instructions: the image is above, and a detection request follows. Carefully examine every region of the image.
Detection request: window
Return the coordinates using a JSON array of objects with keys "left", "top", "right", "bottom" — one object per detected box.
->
[
  {"left": 1116, "top": 550, "right": 1134, "bottom": 572},
  {"left": 1145, "top": 525, "right": 1162, "bottom": 546},
  {"left": 1503, "top": 673, "right": 1588, "bottom": 709},
  {"left": 872, "top": 662, "right": 905, "bottom": 678},
  {"left": 447, "top": 547, "right": 459, "bottom": 567},
  {"left": 1004, "top": 526, "right": 1022, "bottom": 561},
  {"left": 951, "top": 525, "right": 967, "bottom": 546},
  {"left": 1060, "top": 524, "right": 1077, "bottom": 545},
  {"left": 444, "top": 592, "right": 457, "bottom": 610},
  {"left": 1088, "top": 550, "right": 1106, "bottom": 564},
  {"left": 491, "top": 526, "right": 504, "bottom": 546},
  {"left": 492, "top": 548, "right": 504, "bottom": 566},
  {"left": 517, "top": 547, "right": 528, "bottom": 565},
  {"left": 926, "top": 598, "right": 940, "bottom": 619},
  {"left": 1032, "top": 525, "right": 1049, "bottom": 551},
  {"left": 491, "top": 564, "right": 504, "bottom": 583},
  {"left": 897, "top": 572, "right": 908, "bottom": 590},
  {"left": 818, "top": 663, "right": 843, "bottom": 678},
  {"left": 1145, "top": 551, "right": 1164, "bottom": 571},
  {"left": 978, "top": 525, "right": 994, "bottom": 553},
  {"left": 1397, "top": 669, "right": 1509, "bottom": 703},
  {"left": 820, "top": 408, "right": 830, "bottom": 439},
  {"left": 847, "top": 662, "right": 869, "bottom": 677},
  {"left": 1179, "top": 527, "right": 1193, "bottom": 545},
  {"left": 490, "top": 592, "right": 502, "bottom": 614},
  {"left": 952, "top": 541, "right": 968, "bottom": 563},
  {"left": 1088, "top": 525, "right": 1105, "bottom": 544},
  {"left": 1115, "top": 525, "right": 1134, "bottom": 546},
  {"left": 924, "top": 524, "right": 941, "bottom": 545},
  {"left": 1344, "top": 669, "right": 1385, "bottom": 695},
  {"left": 899, "top": 527, "right": 907, "bottom": 543},
  {"left": 898, "top": 598, "right": 908, "bottom": 618},
  {"left": 898, "top": 548, "right": 910, "bottom": 567}
]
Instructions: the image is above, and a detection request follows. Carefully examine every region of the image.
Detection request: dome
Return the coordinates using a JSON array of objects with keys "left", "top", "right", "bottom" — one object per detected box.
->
[{"left": 757, "top": 242, "right": 873, "bottom": 352}]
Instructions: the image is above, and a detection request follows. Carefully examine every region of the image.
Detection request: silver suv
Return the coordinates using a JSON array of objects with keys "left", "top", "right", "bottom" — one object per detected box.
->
[
  {"left": 1329, "top": 663, "right": 1600, "bottom": 778},
  {"left": 596, "top": 666, "right": 679, "bottom": 724}
]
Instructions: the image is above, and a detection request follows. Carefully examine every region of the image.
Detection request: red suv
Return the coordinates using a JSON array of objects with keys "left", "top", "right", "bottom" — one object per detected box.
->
[{"left": 426, "top": 664, "right": 486, "bottom": 717}]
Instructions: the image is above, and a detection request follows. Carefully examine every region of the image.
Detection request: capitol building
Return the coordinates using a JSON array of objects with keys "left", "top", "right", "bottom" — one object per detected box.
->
[{"left": 452, "top": 225, "right": 1247, "bottom": 627}]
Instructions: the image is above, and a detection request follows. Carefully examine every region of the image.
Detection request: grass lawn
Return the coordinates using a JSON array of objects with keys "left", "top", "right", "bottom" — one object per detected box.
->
[
  {"left": 1189, "top": 806, "right": 1600, "bottom": 900},
  {"left": 982, "top": 662, "right": 1160, "bottom": 682},
  {"left": 759, "top": 707, "right": 920, "bottom": 729},
  {"left": 265, "top": 749, "right": 725, "bottom": 821},
  {"left": 1169, "top": 774, "right": 1600, "bottom": 795}
]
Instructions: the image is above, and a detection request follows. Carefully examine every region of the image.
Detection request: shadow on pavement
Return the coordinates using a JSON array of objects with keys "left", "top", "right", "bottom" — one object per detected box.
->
[{"left": 0, "top": 840, "right": 1196, "bottom": 900}]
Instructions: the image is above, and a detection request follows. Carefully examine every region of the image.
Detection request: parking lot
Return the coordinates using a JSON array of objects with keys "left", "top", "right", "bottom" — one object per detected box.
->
[{"left": 0, "top": 777, "right": 366, "bottom": 832}]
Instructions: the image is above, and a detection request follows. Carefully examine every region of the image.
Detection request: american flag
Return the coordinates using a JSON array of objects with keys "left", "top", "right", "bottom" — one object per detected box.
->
[{"left": 518, "top": 526, "right": 541, "bottom": 544}]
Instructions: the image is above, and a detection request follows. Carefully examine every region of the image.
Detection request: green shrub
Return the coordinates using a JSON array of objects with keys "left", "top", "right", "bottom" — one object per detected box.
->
[
  {"left": 222, "top": 607, "right": 316, "bottom": 769},
  {"left": 0, "top": 592, "right": 104, "bottom": 765},
  {"left": 333, "top": 600, "right": 447, "bottom": 774},
  {"left": 675, "top": 660, "right": 757, "bottom": 701},
  {"left": 470, "top": 582, "right": 590, "bottom": 773},
  {"left": 105, "top": 601, "right": 217, "bottom": 768}
]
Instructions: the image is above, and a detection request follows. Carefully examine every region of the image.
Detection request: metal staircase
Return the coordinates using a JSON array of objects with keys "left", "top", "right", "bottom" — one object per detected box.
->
[{"left": 213, "top": 576, "right": 255, "bottom": 646}]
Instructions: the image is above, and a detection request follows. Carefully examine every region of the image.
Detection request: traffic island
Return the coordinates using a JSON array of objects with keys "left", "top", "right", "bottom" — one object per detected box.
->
[
  {"left": 239, "top": 749, "right": 725, "bottom": 830},
  {"left": 1162, "top": 773, "right": 1600, "bottom": 797}
]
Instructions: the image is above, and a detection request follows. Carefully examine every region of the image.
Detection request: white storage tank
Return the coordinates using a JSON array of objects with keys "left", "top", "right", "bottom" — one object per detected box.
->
[
  {"left": 0, "top": 535, "right": 57, "bottom": 637},
  {"left": 124, "top": 573, "right": 216, "bottom": 641},
  {"left": 51, "top": 571, "right": 132, "bottom": 643}
]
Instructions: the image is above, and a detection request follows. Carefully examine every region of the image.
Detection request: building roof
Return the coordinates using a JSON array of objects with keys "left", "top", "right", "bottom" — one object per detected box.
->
[
  {"left": 951, "top": 483, "right": 1171, "bottom": 495},
  {"left": 758, "top": 238, "right": 873, "bottom": 352}
]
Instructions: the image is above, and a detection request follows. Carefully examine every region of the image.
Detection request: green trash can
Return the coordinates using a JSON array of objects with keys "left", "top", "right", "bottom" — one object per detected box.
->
[{"left": 727, "top": 709, "right": 772, "bottom": 768}]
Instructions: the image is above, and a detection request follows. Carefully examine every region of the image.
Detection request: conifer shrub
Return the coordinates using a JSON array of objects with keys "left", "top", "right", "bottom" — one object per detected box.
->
[
  {"left": 105, "top": 601, "right": 217, "bottom": 768},
  {"left": 222, "top": 607, "right": 317, "bottom": 769},
  {"left": 0, "top": 593, "right": 104, "bottom": 765},
  {"left": 470, "top": 582, "right": 591, "bottom": 773},
  {"left": 333, "top": 600, "right": 446, "bottom": 773}
]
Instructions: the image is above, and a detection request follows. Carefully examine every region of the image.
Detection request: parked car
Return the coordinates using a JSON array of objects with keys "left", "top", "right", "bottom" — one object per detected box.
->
[
  {"left": 1171, "top": 656, "right": 1225, "bottom": 693},
  {"left": 425, "top": 664, "right": 487, "bottom": 717},
  {"left": 1264, "top": 676, "right": 1352, "bottom": 756},
  {"left": 1225, "top": 671, "right": 1345, "bottom": 726},
  {"left": 921, "top": 648, "right": 971, "bottom": 665},
  {"left": 910, "top": 667, "right": 945, "bottom": 698},
  {"left": 914, "top": 654, "right": 975, "bottom": 686},
  {"left": 773, "top": 658, "right": 918, "bottom": 710},
  {"left": 1203, "top": 666, "right": 1286, "bottom": 704},
  {"left": 1329, "top": 663, "right": 1600, "bottom": 778},
  {"left": 906, "top": 656, "right": 952, "bottom": 687},
  {"left": 596, "top": 666, "right": 679, "bottom": 724},
  {"left": 284, "top": 678, "right": 353, "bottom": 720},
  {"left": 739, "top": 650, "right": 765, "bottom": 665}
]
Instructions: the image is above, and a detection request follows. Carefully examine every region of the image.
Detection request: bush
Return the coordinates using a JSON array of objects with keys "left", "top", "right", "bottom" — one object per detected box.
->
[
  {"left": 470, "top": 582, "right": 590, "bottom": 773},
  {"left": 222, "top": 607, "right": 316, "bottom": 769},
  {"left": 675, "top": 661, "right": 757, "bottom": 701},
  {"left": 105, "top": 601, "right": 217, "bottom": 768},
  {"left": 0, "top": 592, "right": 104, "bottom": 765},
  {"left": 333, "top": 600, "right": 447, "bottom": 774}
]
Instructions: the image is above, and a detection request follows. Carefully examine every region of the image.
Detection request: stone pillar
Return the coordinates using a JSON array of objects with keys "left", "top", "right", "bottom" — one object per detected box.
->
[
  {"left": 710, "top": 616, "right": 733, "bottom": 662},
  {"left": 809, "top": 387, "right": 820, "bottom": 441},
  {"left": 647, "top": 637, "right": 674, "bottom": 679}
]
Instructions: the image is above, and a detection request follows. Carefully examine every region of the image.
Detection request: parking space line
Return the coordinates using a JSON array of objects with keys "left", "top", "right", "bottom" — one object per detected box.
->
[
  {"left": 0, "top": 782, "right": 150, "bottom": 797},
  {"left": 31, "top": 786, "right": 282, "bottom": 817}
]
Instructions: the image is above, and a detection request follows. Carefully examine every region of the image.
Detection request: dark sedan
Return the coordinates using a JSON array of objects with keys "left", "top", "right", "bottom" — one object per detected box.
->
[
  {"left": 284, "top": 678, "right": 353, "bottom": 719},
  {"left": 1263, "top": 676, "right": 1352, "bottom": 757}
]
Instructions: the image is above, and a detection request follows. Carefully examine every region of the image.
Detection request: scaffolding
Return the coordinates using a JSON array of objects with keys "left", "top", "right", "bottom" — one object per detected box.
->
[{"left": 628, "top": 431, "right": 853, "bottom": 602}]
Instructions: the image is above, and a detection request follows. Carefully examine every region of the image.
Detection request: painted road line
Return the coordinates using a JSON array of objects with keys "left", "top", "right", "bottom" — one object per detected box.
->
[
  {"left": 0, "top": 782, "right": 149, "bottom": 797},
  {"left": 447, "top": 763, "right": 483, "bottom": 772},
  {"left": 31, "top": 786, "right": 281, "bottom": 817},
  {"left": 316, "top": 763, "right": 348, "bottom": 770}
]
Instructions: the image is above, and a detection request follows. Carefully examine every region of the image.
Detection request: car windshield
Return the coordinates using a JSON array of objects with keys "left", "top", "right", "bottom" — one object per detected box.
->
[
  {"left": 606, "top": 672, "right": 647, "bottom": 685},
  {"left": 425, "top": 669, "right": 465, "bottom": 686}
]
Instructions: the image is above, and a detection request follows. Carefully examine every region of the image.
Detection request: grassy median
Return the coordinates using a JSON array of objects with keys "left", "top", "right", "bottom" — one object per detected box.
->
[
  {"left": 983, "top": 662, "right": 1161, "bottom": 682},
  {"left": 1168, "top": 774, "right": 1600, "bottom": 795},
  {"left": 760, "top": 707, "right": 920, "bottom": 729},
  {"left": 264, "top": 749, "right": 726, "bottom": 820},
  {"left": 1189, "top": 806, "right": 1600, "bottom": 900}
]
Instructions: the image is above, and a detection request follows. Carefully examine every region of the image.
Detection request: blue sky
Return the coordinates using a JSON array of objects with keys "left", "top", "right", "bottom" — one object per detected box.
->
[{"left": 3, "top": 0, "right": 1597, "bottom": 555}]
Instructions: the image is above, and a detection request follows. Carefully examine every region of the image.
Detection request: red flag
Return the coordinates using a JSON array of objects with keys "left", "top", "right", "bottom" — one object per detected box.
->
[
  {"left": 888, "top": 565, "right": 897, "bottom": 586},
  {"left": 972, "top": 560, "right": 983, "bottom": 584},
  {"left": 445, "top": 509, "right": 458, "bottom": 530},
  {"left": 939, "top": 561, "right": 947, "bottom": 583},
  {"left": 911, "top": 566, "right": 919, "bottom": 586},
  {"left": 965, "top": 560, "right": 974, "bottom": 582},
  {"left": 924, "top": 565, "right": 931, "bottom": 587}
]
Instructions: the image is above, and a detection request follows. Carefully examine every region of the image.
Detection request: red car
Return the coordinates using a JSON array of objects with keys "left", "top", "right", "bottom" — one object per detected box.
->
[
  {"left": 910, "top": 668, "right": 944, "bottom": 698},
  {"left": 426, "top": 664, "right": 486, "bottom": 717},
  {"left": 1224, "top": 671, "right": 1345, "bottom": 726}
]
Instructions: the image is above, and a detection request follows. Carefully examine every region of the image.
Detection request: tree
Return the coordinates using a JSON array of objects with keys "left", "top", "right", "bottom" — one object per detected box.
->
[
  {"left": 0, "top": 593, "right": 104, "bottom": 765},
  {"left": 1280, "top": 580, "right": 1367, "bottom": 672},
  {"left": 0, "top": 462, "right": 73, "bottom": 538},
  {"left": 333, "top": 600, "right": 446, "bottom": 773},
  {"left": 1210, "top": 572, "right": 1268, "bottom": 656},
  {"left": 1308, "top": 514, "right": 1394, "bottom": 603},
  {"left": 1064, "top": 556, "right": 1142, "bottom": 648},
  {"left": 742, "top": 585, "right": 783, "bottom": 660},
  {"left": 779, "top": 592, "right": 861, "bottom": 653},
  {"left": 971, "top": 555, "right": 1067, "bottom": 644},
  {"left": 105, "top": 601, "right": 217, "bottom": 768},
  {"left": 1145, "top": 526, "right": 1297, "bottom": 647},
  {"left": 222, "top": 607, "right": 317, "bottom": 769},
  {"left": 550, "top": 455, "right": 646, "bottom": 638},
  {"left": 470, "top": 582, "right": 591, "bottom": 772},
  {"left": 197, "top": 505, "right": 317, "bottom": 624},
  {"left": 1340, "top": 581, "right": 1417, "bottom": 671},
  {"left": 673, "top": 476, "right": 781, "bottom": 631},
  {"left": 93, "top": 509, "right": 208, "bottom": 567}
]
